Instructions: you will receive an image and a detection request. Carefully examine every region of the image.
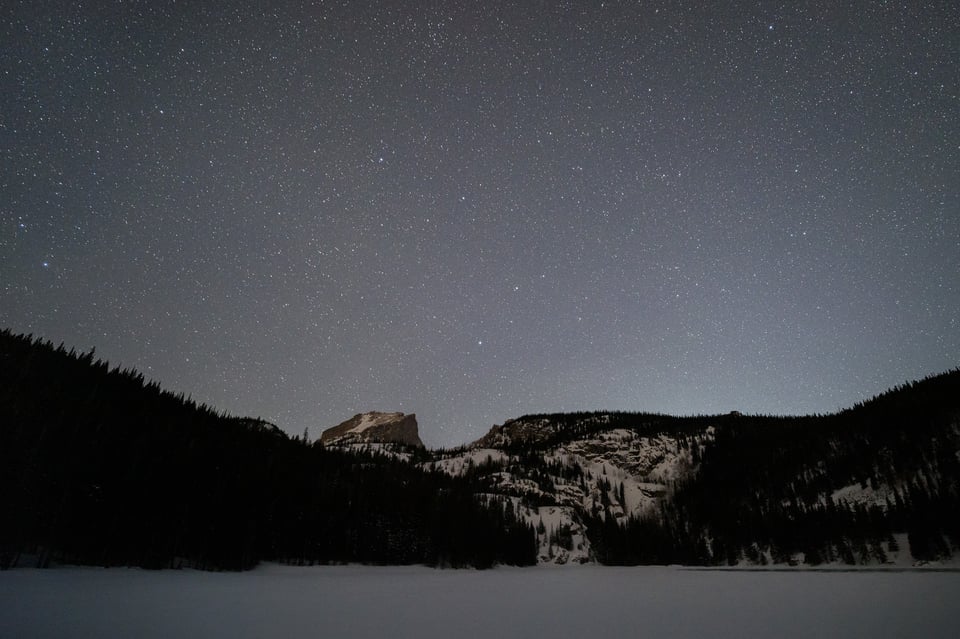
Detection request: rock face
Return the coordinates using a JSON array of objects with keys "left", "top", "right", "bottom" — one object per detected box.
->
[
  {"left": 450, "top": 414, "right": 714, "bottom": 564},
  {"left": 473, "top": 416, "right": 566, "bottom": 449},
  {"left": 320, "top": 411, "right": 424, "bottom": 448}
]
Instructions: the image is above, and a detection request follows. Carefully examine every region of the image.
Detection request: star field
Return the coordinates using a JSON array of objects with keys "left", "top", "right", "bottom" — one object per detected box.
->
[{"left": 2, "top": 1, "right": 958, "bottom": 447}]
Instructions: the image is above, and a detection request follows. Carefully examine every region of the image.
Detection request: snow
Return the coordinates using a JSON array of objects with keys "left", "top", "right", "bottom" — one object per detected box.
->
[
  {"left": 443, "top": 426, "right": 718, "bottom": 564},
  {"left": 830, "top": 478, "right": 898, "bottom": 509},
  {"left": 526, "top": 505, "right": 591, "bottom": 564},
  {"left": 2, "top": 564, "right": 959, "bottom": 639},
  {"left": 349, "top": 412, "right": 403, "bottom": 434},
  {"left": 427, "top": 448, "right": 509, "bottom": 475}
]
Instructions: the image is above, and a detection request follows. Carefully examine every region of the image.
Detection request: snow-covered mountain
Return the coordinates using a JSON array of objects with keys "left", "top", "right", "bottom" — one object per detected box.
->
[
  {"left": 315, "top": 378, "right": 960, "bottom": 567},
  {"left": 4, "top": 329, "right": 957, "bottom": 571},
  {"left": 320, "top": 411, "right": 424, "bottom": 448},
  {"left": 421, "top": 372, "right": 960, "bottom": 568},
  {"left": 427, "top": 414, "right": 715, "bottom": 564}
]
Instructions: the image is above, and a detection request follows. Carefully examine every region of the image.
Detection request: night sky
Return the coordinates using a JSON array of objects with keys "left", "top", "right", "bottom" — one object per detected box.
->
[{"left": 2, "top": 1, "right": 958, "bottom": 448}]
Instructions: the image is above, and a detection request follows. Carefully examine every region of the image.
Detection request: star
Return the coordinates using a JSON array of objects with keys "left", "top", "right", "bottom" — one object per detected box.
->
[{"left": 0, "top": 0, "right": 955, "bottom": 448}]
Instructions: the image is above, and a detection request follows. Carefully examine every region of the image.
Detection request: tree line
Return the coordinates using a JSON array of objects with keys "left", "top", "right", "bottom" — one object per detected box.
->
[{"left": 0, "top": 329, "right": 536, "bottom": 570}]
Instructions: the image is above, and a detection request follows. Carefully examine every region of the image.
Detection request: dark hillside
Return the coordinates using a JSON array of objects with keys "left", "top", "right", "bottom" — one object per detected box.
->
[
  {"left": 0, "top": 329, "right": 536, "bottom": 570},
  {"left": 589, "top": 370, "right": 960, "bottom": 565}
]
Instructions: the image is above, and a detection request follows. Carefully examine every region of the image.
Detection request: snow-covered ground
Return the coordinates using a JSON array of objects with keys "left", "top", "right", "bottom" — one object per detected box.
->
[
  {"left": 2, "top": 564, "right": 959, "bottom": 639},
  {"left": 427, "top": 448, "right": 509, "bottom": 475}
]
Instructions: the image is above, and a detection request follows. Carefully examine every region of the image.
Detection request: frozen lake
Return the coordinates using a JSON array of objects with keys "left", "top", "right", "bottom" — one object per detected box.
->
[{"left": 2, "top": 564, "right": 959, "bottom": 638}]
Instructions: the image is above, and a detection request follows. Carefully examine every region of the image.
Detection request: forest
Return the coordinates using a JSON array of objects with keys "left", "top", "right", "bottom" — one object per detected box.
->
[
  {"left": 0, "top": 329, "right": 536, "bottom": 570},
  {"left": 581, "top": 375, "right": 960, "bottom": 565}
]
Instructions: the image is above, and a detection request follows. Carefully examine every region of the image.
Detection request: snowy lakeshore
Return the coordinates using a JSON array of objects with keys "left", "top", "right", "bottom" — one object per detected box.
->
[{"left": 2, "top": 564, "right": 959, "bottom": 639}]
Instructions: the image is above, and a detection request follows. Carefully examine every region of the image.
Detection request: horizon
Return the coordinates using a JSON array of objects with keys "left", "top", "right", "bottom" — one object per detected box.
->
[{"left": 6, "top": 326, "right": 957, "bottom": 450}]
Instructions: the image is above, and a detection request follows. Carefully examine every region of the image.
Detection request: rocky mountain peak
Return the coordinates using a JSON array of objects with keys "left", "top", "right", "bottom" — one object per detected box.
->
[{"left": 320, "top": 411, "right": 424, "bottom": 448}]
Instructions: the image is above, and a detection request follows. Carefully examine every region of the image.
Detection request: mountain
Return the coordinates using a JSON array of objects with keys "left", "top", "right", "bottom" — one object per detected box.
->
[
  {"left": 436, "top": 374, "right": 960, "bottom": 566},
  {"left": 320, "top": 412, "right": 424, "bottom": 448},
  {"left": 2, "top": 327, "right": 958, "bottom": 569},
  {"left": 440, "top": 413, "right": 711, "bottom": 564}
]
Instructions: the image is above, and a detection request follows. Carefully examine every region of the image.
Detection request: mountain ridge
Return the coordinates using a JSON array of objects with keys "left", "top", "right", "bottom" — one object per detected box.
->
[{"left": 2, "top": 328, "right": 958, "bottom": 569}]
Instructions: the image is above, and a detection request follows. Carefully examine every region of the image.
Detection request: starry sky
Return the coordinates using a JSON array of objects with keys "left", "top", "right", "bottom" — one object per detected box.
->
[{"left": 2, "top": 1, "right": 958, "bottom": 448}]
